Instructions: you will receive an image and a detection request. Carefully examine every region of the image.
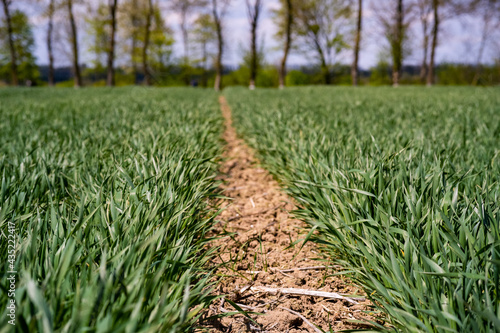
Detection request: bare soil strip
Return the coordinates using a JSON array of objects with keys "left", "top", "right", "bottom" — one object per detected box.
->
[{"left": 205, "top": 96, "right": 375, "bottom": 332}]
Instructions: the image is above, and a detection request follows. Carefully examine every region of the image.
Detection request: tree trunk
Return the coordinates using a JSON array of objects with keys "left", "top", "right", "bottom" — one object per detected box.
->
[
  {"left": 106, "top": 0, "right": 118, "bottom": 86},
  {"left": 131, "top": 0, "right": 139, "bottom": 84},
  {"left": 419, "top": 31, "right": 428, "bottom": 83},
  {"left": 1, "top": 0, "right": 18, "bottom": 85},
  {"left": 201, "top": 40, "right": 208, "bottom": 87},
  {"left": 143, "top": 0, "right": 153, "bottom": 86},
  {"left": 351, "top": 0, "right": 362, "bottom": 86},
  {"left": 67, "top": 0, "right": 82, "bottom": 87},
  {"left": 181, "top": 10, "right": 189, "bottom": 62},
  {"left": 427, "top": 0, "right": 439, "bottom": 86},
  {"left": 249, "top": 23, "right": 257, "bottom": 90},
  {"left": 472, "top": 7, "right": 490, "bottom": 86},
  {"left": 47, "top": 0, "right": 55, "bottom": 86},
  {"left": 392, "top": 0, "right": 403, "bottom": 87},
  {"left": 212, "top": 0, "right": 223, "bottom": 91},
  {"left": 180, "top": 9, "right": 191, "bottom": 85},
  {"left": 279, "top": 0, "right": 292, "bottom": 89},
  {"left": 417, "top": 1, "right": 431, "bottom": 83},
  {"left": 247, "top": 0, "right": 261, "bottom": 90},
  {"left": 132, "top": 37, "right": 138, "bottom": 84},
  {"left": 313, "top": 36, "right": 330, "bottom": 84}
]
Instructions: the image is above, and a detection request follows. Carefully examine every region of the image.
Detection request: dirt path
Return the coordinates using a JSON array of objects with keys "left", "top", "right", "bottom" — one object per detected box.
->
[{"left": 205, "top": 96, "right": 374, "bottom": 332}]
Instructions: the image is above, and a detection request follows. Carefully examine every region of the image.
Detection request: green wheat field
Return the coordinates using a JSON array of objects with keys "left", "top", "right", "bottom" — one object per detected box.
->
[{"left": 1, "top": 87, "right": 499, "bottom": 332}]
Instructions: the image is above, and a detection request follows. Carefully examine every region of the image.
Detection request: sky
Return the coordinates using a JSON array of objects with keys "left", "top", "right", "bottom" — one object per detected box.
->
[{"left": 9, "top": 0, "right": 500, "bottom": 70}]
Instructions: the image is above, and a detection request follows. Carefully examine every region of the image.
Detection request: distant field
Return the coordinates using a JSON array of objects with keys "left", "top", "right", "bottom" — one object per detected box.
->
[
  {"left": 226, "top": 87, "right": 500, "bottom": 332},
  {"left": 0, "top": 88, "right": 223, "bottom": 331}
]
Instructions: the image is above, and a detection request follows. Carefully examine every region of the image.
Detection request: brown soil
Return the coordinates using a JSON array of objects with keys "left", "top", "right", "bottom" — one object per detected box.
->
[{"left": 202, "top": 96, "right": 377, "bottom": 332}]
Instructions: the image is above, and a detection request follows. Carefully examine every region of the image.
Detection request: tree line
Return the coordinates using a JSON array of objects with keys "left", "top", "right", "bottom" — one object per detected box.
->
[{"left": 1, "top": 0, "right": 499, "bottom": 89}]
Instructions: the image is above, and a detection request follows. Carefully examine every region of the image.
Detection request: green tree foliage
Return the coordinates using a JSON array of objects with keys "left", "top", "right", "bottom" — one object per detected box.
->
[
  {"left": 0, "top": 10, "right": 39, "bottom": 85},
  {"left": 271, "top": 0, "right": 294, "bottom": 88},
  {"left": 118, "top": 0, "right": 142, "bottom": 80},
  {"left": 148, "top": 7, "right": 174, "bottom": 75},
  {"left": 241, "top": 47, "right": 264, "bottom": 78},
  {"left": 169, "top": 0, "right": 207, "bottom": 63},
  {"left": 192, "top": 13, "right": 217, "bottom": 66},
  {"left": 255, "top": 67, "right": 279, "bottom": 87},
  {"left": 224, "top": 67, "right": 249, "bottom": 86},
  {"left": 223, "top": 66, "right": 278, "bottom": 88},
  {"left": 293, "top": 0, "right": 353, "bottom": 84},
  {"left": 192, "top": 13, "right": 217, "bottom": 86},
  {"left": 223, "top": 47, "right": 267, "bottom": 87},
  {"left": 117, "top": 0, "right": 173, "bottom": 83},
  {"left": 271, "top": 0, "right": 296, "bottom": 45},
  {"left": 437, "top": 63, "right": 500, "bottom": 86},
  {"left": 369, "top": 60, "right": 392, "bottom": 85},
  {"left": 371, "top": 0, "right": 412, "bottom": 86},
  {"left": 87, "top": 4, "right": 109, "bottom": 71},
  {"left": 285, "top": 69, "right": 309, "bottom": 85}
]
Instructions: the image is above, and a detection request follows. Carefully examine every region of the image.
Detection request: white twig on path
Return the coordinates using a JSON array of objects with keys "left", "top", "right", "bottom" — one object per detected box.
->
[
  {"left": 321, "top": 304, "right": 334, "bottom": 314},
  {"left": 235, "top": 303, "right": 258, "bottom": 311},
  {"left": 280, "top": 265, "right": 342, "bottom": 273},
  {"left": 240, "top": 285, "right": 252, "bottom": 294},
  {"left": 227, "top": 204, "right": 284, "bottom": 221},
  {"left": 277, "top": 269, "right": 293, "bottom": 278},
  {"left": 219, "top": 297, "right": 231, "bottom": 313},
  {"left": 278, "top": 306, "right": 323, "bottom": 333},
  {"left": 245, "top": 265, "right": 342, "bottom": 275},
  {"left": 249, "top": 286, "right": 363, "bottom": 304}
]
